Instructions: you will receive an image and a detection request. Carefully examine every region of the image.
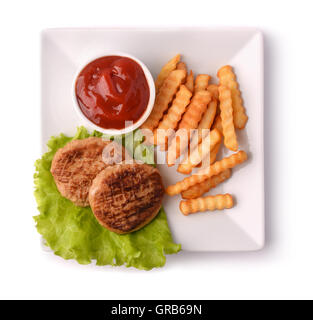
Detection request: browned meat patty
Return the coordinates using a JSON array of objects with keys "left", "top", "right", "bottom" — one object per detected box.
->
[
  {"left": 88, "top": 163, "right": 164, "bottom": 234},
  {"left": 51, "top": 137, "right": 128, "bottom": 207}
]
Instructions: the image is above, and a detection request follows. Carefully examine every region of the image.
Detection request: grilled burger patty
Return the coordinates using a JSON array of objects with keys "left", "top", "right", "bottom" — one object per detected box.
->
[
  {"left": 50, "top": 137, "right": 128, "bottom": 207},
  {"left": 89, "top": 163, "right": 164, "bottom": 234}
]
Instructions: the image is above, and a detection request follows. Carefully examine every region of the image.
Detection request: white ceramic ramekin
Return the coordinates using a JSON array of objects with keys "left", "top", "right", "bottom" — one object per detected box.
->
[{"left": 72, "top": 52, "right": 155, "bottom": 135}]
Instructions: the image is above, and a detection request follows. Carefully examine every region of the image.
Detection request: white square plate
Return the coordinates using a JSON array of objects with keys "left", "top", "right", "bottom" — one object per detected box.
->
[{"left": 41, "top": 27, "right": 264, "bottom": 252}]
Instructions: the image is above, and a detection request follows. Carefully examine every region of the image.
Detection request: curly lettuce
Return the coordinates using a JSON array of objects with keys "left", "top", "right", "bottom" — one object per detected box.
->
[{"left": 34, "top": 127, "right": 180, "bottom": 270}]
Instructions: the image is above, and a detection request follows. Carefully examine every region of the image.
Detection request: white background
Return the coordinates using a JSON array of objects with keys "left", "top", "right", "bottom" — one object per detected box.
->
[{"left": 0, "top": 0, "right": 311, "bottom": 300}]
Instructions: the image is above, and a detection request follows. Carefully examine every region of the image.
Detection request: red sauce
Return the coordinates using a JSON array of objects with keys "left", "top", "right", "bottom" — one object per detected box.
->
[{"left": 75, "top": 56, "right": 150, "bottom": 130}]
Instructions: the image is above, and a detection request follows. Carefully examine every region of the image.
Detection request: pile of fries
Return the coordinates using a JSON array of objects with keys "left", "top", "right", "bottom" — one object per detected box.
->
[{"left": 141, "top": 54, "right": 248, "bottom": 216}]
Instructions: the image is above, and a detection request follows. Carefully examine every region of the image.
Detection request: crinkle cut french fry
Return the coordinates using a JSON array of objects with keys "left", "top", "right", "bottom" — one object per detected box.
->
[
  {"left": 180, "top": 194, "right": 233, "bottom": 215},
  {"left": 155, "top": 54, "right": 180, "bottom": 93},
  {"left": 141, "top": 69, "right": 186, "bottom": 132},
  {"left": 178, "top": 90, "right": 212, "bottom": 131},
  {"left": 199, "top": 99, "right": 217, "bottom": 130},
  {"left": 196, "top": 139, "right": 221, "bottom": 168},
  {"left": 181, "top": 169, "right": 231, "bottom": 199},
  {"left": 176, "top": 62, "right": 187, "bottom": 72},
  {"left": 167, "top": 90, "right": 212, "bottom": 165},
  {"left": 166, "top": 150, "right": 247, "bottom": 195},
  {"left": 189, "top": 98, "right": 217, "bottom": 149},
  {"left": 199, "top": 98, "right": 217, "bottom": 131},
  {"left": 195, "top": 113, "right": 222, "bottom": 169},
  {"left": 194, "top": 74, "right": 211, "bottom": 93},
  {"left": 219, "top": 85, "right": 238, "bottom": 151},
  {"left": 217, "top": 65, "right": 248, "bottom": 129},
  {"left": 207, "top": 84, "right": 221, "bottom": 117},
  {"left": 209, "top": 140, "right": 221, "bottom": 164},
  {"left": 207, "top": 84, "right": 219, "bottom": 100},
  {"left": 178, "top": 129, "right": 221, "bottom": 174},
  {"left": 185, "top": 70, "right": 194, "bottom": 93},
  {"left": 212, "top": 115, "right": 223, "bottom": 133},
  {"left": 154, "top": 85, "right": 192, "bottom": 146}
]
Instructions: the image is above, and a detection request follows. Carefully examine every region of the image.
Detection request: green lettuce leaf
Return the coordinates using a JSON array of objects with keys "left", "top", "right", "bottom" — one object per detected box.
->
[{"left": 34, "top": 127, "right": 180, "bottom": 270}]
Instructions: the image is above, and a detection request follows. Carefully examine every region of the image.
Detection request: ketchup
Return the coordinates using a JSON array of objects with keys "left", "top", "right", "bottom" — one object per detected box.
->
[{"left": 75, "top": 56, "right": 150, "bottom": 130}]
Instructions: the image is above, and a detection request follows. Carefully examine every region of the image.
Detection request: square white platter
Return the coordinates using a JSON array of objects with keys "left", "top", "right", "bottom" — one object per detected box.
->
[{"left": 41, "top": 27, "right": 264, "bottom": 252}]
